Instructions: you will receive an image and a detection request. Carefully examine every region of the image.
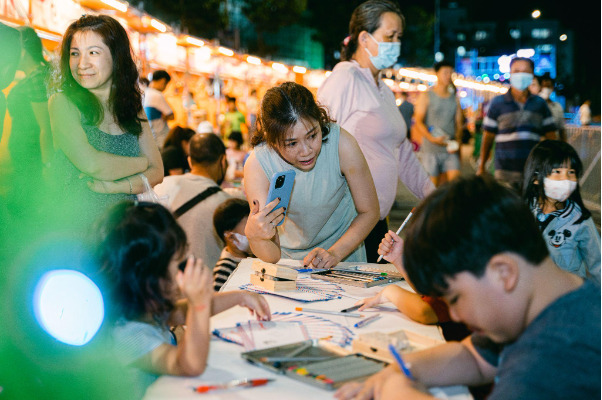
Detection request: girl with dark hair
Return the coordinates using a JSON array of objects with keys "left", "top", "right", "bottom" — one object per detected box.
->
[
  {"left": 95, "top": 201, "right": 270, "bottom": 396},
  {"left": 318, "top": 0, "right": 434, "bottom": 262},
  {"left": 244, "top": 82, "right": 379, "bottom": 268},
  {"left": 523, "top": 140, "right": 600, "bottom": 283},
  {"left": 49, "top": 15, "right": 163, "bottom": 228},
  {"left": 6, "top": 26, "right": 52, "bottom": 184},
  {"left": 161, "top": 125, "right": 195, "bottom": 176}
]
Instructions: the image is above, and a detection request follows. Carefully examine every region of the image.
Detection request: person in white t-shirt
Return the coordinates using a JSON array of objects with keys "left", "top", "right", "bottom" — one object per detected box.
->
[
  {"left": 537, "top": 74, "right": 566, "bottom": 141},
  {"left": 154, "top": 133, "right": 231, "bottom": 268},
  {"left": 144, "top": 70, "right": 174, "bottom": 149}
]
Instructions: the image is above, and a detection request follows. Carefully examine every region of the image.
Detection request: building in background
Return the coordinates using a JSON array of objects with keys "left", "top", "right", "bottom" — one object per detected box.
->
[{"left": 439, "top": 2, "right": 574, "bottom": 109}]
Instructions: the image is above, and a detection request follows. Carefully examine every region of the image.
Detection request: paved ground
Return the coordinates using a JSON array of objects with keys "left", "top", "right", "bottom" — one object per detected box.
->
[{"left": 388, "top": 145, "right": 601, "bottom": 234}]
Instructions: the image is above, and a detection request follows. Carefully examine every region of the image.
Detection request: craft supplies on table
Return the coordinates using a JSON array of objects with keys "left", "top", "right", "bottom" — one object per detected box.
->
[
  {"left": 310, "top": 268, "right": 403, "bottom": 288},
  {"left": 214, "top": 321, "right": 310, "bottom": 351},
  {"left": 351, "top": 330, "right": 443, "bottom": 363},
  {"left": 146, "top": 259, "right": 472, "bottom": 400},
  {"left": 251, "top": 260, "right": 298, "bottom": 291},
  {"left": 213, "top": 312, "right": 356, "bottom": 350},
  {"left": 240, "top": 276, "right": 345, "bottom": 302},
  {"left": 242, "top": 340, "right": 387, "bottom": 390}
]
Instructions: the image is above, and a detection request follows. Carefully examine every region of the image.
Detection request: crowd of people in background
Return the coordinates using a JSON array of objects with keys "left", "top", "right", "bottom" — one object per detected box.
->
[{"left": 0, "top": 1, "right": 599, "bottom": 399}]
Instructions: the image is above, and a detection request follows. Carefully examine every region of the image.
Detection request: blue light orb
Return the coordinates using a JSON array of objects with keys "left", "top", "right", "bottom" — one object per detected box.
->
[{"left": 33, "top": 270, "right": 104, "bottom": 346}]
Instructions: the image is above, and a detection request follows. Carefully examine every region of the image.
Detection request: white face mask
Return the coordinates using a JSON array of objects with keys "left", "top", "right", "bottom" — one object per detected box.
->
[
  {"left": 232, "top": 232, "right": 250, "bottom": 253},
  {"left": 543, "top": 178, "right": 577, "bottom": 202},
  {"left": 540, "top": 88, "right": 553, "bottom": 100}
]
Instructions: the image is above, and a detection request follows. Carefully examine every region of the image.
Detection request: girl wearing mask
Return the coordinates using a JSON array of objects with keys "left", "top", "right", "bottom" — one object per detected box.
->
[
  {"left": 523, "top": 140, "right": 600, "bottom": 283},
  {"left": 318, "top": 0, "right": 434, "bottom": 262}
]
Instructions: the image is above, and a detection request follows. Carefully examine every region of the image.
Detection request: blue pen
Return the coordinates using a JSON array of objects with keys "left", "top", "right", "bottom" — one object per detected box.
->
[
  {"left": 353, "top": 314, "right": 381, "bottom": 328},
  {"left": 388, "top": 344, "right": 414, "bottom": 380}
]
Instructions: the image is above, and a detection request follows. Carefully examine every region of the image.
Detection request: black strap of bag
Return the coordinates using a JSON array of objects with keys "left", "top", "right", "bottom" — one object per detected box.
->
[{"left": 173, "top": 186, "right": 222, "bottom": 218}]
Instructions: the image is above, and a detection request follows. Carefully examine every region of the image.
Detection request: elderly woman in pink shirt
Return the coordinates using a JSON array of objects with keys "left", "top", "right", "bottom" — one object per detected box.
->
[{"left": 318, "top": 0, "right": 434, "bottom": 262}]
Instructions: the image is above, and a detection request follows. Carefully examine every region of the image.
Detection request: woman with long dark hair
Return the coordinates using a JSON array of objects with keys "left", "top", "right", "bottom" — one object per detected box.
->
[
  {"left": 244, "top": 82, "right": 379, "bottom": 268},
  {"left": 317, "top": 0, "right": 434, "bottom": 262},
  {"left": 49, "top": 15, "right": 162, "bottom": 228}
]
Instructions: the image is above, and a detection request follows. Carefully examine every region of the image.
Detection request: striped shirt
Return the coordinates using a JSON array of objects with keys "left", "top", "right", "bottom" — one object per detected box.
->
[
  {"left": 213, "top": 248, "right": 243, "bottom": 291},
  {"left": 483, "top": 92, "right": 556, "bottom": 173}
]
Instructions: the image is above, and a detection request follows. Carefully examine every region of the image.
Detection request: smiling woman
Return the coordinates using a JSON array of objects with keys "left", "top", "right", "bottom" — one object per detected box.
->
[
  {"left": 244, "top": 82, "right": 379, "bottom": 268},
  {"left": 48, "top": 15, "right": 163, "bottom": 230}
]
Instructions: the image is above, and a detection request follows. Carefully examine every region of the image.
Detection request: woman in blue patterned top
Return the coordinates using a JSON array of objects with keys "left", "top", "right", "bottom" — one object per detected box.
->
[{"left": 49, "top": 15, "right": 163, "bottom": 229}]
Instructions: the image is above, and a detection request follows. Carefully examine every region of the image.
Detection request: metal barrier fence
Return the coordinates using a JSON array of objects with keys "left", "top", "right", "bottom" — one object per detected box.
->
[{"left": 566, "top": 125, "right": 601, "bottom": 211}]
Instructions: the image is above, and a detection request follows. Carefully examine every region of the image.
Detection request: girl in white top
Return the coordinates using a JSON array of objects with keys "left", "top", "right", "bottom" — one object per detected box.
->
[{"left": 244, "top": 82, "right": 379, "bottom": 269}]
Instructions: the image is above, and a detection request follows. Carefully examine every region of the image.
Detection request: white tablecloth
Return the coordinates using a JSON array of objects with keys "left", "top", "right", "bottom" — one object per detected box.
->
[{"left": 144, "top": 259, "right": 471, "bottom": 399}]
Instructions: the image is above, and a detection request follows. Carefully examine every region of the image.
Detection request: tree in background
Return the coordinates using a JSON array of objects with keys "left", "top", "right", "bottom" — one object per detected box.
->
[
  {"left": 144, "top": 0, "right": 228, "bottom": 38},
  {"left": 399, "top": 6, "right": 434, "bottom": 67},
  {"left": 303, "top": 0, "right": 363, "bottom": 70},
  {"left": 304, "top": 2, "right": 434, "bottom": 69},
  {"left": 241, "top": 0, "right": 307, "bottom": 56}
]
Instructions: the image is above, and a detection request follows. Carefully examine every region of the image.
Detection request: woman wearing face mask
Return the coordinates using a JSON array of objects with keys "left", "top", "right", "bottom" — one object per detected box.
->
[
  {"left": 48, "top": 15, "right": 163, "bottom": 231},
  {"left": 318, "top": 0, "right": 434, "bottom": 262},
  {"left": 245, "top": 82, "right": 379, "bottom": 269},
  {"left": 523, "top": 140, "right": 600, "bottom": 283}
]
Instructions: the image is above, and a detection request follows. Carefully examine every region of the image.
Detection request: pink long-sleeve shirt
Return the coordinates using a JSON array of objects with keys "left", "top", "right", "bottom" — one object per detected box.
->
[{"left": 318, "top": 61, "right": 434, "bottom": 220}]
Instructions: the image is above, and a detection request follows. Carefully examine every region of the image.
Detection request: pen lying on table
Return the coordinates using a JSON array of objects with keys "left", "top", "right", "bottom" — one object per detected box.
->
[
  {"left": 295, "top": 307, "right": 364, "bottom": 318},
  {"left": 193, "top": 378, "right": 274, "bottom": 393}
]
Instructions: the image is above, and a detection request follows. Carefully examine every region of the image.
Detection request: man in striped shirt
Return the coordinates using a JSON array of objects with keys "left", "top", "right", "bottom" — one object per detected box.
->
[
  {"left": 212, "top": 198, "right": 252, "bottom": 291},
  {"left": 477, "top": 57, "right": 556, "bottom": 190}
]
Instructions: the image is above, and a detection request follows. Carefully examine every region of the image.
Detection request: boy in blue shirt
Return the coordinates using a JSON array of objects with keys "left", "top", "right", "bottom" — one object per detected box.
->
[{"left": 336, "top": 176, "right": 600, "bottom": 400}]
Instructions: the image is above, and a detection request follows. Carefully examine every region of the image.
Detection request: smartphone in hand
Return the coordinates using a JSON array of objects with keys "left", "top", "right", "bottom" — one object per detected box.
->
[{"left": 265, "top": 170, "right": 295, "bottom": 227}]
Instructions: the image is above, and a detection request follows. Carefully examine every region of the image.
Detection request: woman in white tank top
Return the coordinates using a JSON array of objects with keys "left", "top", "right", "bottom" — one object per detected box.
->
[{"left": 244, "top": 82, "right": 379, "bottom": 269}]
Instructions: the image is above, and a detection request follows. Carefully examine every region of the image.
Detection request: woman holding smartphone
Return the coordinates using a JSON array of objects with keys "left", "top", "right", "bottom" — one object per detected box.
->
[{"left": 244, "top": 82, "right": 379, "bottom": 269}]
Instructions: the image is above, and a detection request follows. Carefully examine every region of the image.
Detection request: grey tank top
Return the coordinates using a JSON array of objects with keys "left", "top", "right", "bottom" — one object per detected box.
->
[
  {"left": 254, "top": 123, "right": 366, "bottom": 262},
  {"left": 423, "top": 90, "right": 457, "bottom": 154}
]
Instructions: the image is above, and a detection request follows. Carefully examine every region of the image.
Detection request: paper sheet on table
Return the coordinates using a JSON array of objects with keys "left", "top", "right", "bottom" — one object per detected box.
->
[
  {"left": 237, "top": 321, "right": 310, "bottom": 351},
  {"left": 275, "top": 259, "right": 303, "bottom": 268}
]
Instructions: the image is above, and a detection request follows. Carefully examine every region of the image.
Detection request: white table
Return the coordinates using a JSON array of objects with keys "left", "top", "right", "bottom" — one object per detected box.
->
[{"left": 144, "top": 259, "right": 471, "bottom": 399}]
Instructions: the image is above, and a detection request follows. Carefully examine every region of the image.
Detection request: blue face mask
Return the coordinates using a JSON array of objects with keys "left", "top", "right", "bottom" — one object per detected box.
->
[
  {"left": 364, "top": 33, "right": 401, "bottom": 70},
  {"left": 509, "top": 72, "right": 534, "bottom": 91}
]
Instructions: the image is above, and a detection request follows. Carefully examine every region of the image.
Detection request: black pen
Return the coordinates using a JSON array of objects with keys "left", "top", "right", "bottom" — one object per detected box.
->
[{"left": 340, "top": 304, "right": 362, "bottom": 313}]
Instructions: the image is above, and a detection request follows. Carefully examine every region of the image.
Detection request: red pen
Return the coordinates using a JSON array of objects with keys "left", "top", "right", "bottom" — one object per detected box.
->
[{"left": 193, "top": 378, "right": 274, "bottom": 393}]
